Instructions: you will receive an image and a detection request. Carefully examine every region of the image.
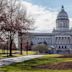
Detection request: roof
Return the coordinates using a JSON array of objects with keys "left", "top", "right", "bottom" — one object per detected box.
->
[
  {"left": 57, "top": 6, "right": 68, "bottom": 20},
  {"left": 30, "top": 33, "right": 53, "bottom": 36}
]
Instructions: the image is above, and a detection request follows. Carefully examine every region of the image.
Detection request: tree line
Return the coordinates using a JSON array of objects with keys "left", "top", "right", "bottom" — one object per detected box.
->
[{"left": 0, "top": 0, "right": 34, "bottom": 56}]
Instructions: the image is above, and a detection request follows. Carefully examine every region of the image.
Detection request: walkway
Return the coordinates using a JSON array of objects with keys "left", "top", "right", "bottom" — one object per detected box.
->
[{"left": 0, "top": 55, "right": 43, "bottom": 67}]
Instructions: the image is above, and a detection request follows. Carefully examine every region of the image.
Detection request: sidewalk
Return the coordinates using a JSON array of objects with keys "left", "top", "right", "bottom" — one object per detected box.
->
[{"left": 0, "top": 55, "right": 44, "bottom": 67}]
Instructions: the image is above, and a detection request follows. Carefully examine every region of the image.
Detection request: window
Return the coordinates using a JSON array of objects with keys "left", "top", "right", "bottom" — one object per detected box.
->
[
  {"left": 59, "top": 46, "right": 60, "bottom": 49},
  {"left": 56, "top": 37, "right": 57, "bottom": 40},
  {"left": 62, "top": 46, "right": 63, "bottom": 48},
  {"left": 65, "top": 46, "right": 66, "bottom": 49},
  {"left": 68, "top": 37, "right": 70, "bottom": 40}
]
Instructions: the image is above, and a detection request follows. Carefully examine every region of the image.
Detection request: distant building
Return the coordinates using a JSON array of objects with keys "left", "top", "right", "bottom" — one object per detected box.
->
[{"left": 30, "top": 6, "right": 72, "bottom": 54}]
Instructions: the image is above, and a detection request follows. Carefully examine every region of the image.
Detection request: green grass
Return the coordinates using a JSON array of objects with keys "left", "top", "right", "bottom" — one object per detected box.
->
[
  {"left": 0, "top": 54, "right": 72, "bottom": 72},
  {"left": 0, "top": 49, "right": 36, "bottom": 58}
]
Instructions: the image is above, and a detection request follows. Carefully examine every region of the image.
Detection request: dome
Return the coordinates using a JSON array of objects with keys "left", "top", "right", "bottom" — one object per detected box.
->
[
  {"left": 56, "top": 6, "right": 69, "bottom": 31},
  {"left": 57, "top": 6, "right": 68, "bottom": 20}
]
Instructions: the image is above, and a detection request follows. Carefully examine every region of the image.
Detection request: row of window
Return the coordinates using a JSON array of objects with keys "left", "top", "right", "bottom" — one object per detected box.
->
[
  {"left": 58, "top": 46, "right": 67, "bottom": 49},
  {"left": 33, "top": 38, "right": 51, "bottom": 40},
  {"left": 56, "top": 37, "right": 70, "bottom": 40}
]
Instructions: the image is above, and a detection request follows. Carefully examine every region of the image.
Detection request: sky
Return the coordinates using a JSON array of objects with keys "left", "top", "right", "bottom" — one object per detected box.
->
[{"left": 20, "top": 0, "right": 72, "bottom": 33}]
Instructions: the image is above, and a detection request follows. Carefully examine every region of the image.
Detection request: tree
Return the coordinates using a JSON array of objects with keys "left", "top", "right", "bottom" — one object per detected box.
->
[
  {"left": 32, "top": 44, "right": 48, "bottom": 54},
  {"left": 0, "top": 0, "right": 34, "bottom": 56},
  {"left": 43, "top": 41, "right": 47, "bottom": 45},
  {"left": 30, "top": 41, "right": 33, "bottom": 50},
  {"left": 19, "top": 32, "right": 23, "bottom": 55}
]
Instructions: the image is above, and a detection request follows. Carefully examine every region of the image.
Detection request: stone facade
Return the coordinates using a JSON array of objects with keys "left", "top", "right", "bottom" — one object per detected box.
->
[{"left": 30, "top": 6, "right": 72, "bottom": 54}]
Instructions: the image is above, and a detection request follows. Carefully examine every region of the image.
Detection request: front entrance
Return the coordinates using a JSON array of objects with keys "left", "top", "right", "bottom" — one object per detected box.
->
[{"left": 56, "top": 50, "right": 70, "bottom": 54}]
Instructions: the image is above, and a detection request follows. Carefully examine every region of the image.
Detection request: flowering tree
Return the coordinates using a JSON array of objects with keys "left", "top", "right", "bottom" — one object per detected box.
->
[{"left": 0, "top": 0, "right": 34, "bottom": 56}]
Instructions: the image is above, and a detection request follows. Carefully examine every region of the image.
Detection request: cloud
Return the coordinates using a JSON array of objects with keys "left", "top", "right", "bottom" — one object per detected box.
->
[
  {"left": 69, "top": 18, "right": 72, "bottom": 28},
  {"left": 20, "top": 0, "right": 72, "bottom": 33}
]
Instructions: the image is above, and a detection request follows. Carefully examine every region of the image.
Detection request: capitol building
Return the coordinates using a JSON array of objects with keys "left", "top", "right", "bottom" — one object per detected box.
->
[{"left": 30, "top": 6, "right": 72, "bottom": 54}]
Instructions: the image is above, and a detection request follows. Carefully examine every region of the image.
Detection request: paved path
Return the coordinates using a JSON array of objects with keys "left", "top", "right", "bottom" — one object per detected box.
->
[{"left": 0, "top": 55, "right": 43, "bottom": 67}]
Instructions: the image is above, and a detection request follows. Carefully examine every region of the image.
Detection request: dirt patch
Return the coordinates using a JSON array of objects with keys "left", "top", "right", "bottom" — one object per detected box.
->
[{"left": 33, "top": 62, "right": 72, "bottom": 70}]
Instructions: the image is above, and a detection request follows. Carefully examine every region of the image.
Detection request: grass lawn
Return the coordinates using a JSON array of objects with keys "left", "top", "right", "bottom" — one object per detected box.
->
[
  {"left": 0, "top": 54, "right": 72, "bottom": 72},
  {"left": 0, "top": 49, "right": 36, "bottom": 58}
]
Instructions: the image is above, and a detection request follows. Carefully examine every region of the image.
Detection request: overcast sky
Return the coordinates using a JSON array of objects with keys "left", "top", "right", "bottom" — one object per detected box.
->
[{"left": 20, "top": 0, "right": 72, "bottom": 33}]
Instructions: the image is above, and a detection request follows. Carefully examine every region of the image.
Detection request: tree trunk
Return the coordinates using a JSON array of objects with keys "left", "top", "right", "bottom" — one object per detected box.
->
[
  {"left": 9, "top": 32, "right": 13, "bottom": 56},
  {"left": 9, "top": 39, "right": 13, "bottom": 56},
  {"left": 20, "top": 36, "right": 23, "bottom": 55},
  {"left": 20, "top": 40, "right": 23, "bottom": 55}
]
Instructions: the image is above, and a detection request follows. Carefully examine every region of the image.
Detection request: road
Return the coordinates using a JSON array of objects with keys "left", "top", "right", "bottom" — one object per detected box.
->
[{"left": 0, "top": 55, "right": 44, "bottom": 67}]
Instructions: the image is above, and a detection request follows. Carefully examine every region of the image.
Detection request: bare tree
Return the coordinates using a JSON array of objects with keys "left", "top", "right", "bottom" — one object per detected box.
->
[{"left": 0, "top": 0, "right": 34, "bottom": 56}]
